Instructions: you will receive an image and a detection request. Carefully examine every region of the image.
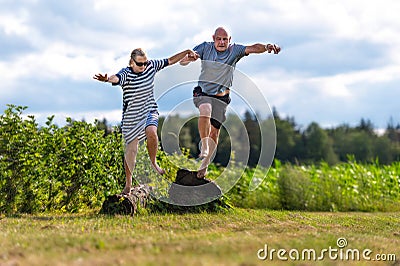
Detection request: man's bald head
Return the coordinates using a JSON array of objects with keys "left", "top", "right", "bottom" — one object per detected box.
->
[{"left": 213, "top": 27, "right": 231, "bottom": 52}]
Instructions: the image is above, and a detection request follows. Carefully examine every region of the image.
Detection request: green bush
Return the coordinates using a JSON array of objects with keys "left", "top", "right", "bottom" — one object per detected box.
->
[
  {"left": 0, "top": 105, "right": 125, "bottom": 214},
  {"left": 226, "top": 164, "right": 281, "bottom": 210},
  {"left": 277, "top": 164, "right": 311, "bottom": 210}
]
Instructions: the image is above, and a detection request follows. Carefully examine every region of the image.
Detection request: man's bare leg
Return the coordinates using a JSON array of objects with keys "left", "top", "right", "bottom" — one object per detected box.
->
[
  {"left": 122, "top": 138, "right": 139, "bottom": 195},
  {"left": 145, "top": 125, "right": 165, "bottom": 175},
  {"left": 197, "top": 125, "right": 220, "bottom": 178},
  {"left": 198, "top": 103, "right": 212, "bottom": 158}
]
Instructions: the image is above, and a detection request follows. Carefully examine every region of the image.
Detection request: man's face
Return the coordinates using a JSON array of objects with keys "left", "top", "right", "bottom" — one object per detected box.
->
[{"left": 213, "top": 31, "right": 231, "bottom": 52}]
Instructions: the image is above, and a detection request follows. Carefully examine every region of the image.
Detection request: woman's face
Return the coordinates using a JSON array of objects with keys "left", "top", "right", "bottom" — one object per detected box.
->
[{"left": 130, "top": 55, "right": 148, "bottom": 73}]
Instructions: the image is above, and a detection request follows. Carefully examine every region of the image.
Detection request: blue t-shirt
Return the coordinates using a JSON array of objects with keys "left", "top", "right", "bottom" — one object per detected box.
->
[{"left": 194, "top": 41, "right": 247, "bottom": 95}]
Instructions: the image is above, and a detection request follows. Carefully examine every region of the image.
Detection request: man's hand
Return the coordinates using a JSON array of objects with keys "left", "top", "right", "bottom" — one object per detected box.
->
[
  {"left": 93, "top": 73, "right": 109, "bottom": 82},
  {"left": 180, "top": 51, "right": 199, "bottom": 65},
  {"left": 266, "top": 44, "right": 281, "bottom": 54},
  {"left": 187, "top": 50, "right": 199, "bottom": 61}
]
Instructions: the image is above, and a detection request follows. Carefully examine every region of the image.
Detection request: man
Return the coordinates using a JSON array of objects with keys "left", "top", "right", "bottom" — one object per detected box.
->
[
  {"left": 180, "top": 27, "right": 280, "bottom": 178},
  {"left": 94, "top": 48, "right": 198, "bottom": 195}
]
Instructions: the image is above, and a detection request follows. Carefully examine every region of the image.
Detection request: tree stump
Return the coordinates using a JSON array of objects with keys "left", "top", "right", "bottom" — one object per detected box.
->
[
  {"left": 99, "top": 184, "right": 151, "bottom": 216},
  {"left": 168, "top": 169, "right": 222, "bottom": 205}
]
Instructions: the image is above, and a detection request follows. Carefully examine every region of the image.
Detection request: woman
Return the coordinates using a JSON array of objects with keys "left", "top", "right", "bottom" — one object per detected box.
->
[{"left": 94, "top": 48, "right": 198, "bottom": 195}]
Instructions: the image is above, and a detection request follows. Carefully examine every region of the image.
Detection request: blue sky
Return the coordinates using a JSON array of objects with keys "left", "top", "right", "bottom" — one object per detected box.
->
[{"left": 1, "top": 0, "right": 399, "bottom": 130}]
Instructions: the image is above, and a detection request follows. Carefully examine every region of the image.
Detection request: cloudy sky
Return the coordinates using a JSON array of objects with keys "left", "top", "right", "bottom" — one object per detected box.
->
[{"left": 1, "top": 0, "right": 399, "bottom": 130}]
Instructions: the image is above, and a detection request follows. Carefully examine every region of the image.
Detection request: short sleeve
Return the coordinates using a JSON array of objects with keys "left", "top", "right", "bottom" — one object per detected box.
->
[
  {"left": 232, "top": 43, "right": 247, "bottom": 59},
  {"left": 115, "top": 67, "right": 129, "bottom": 86},
  {"left": 150, "top": 58, "right": 169, "bottom": 72},
  {"left": 193, "top": 42, "right": 207, "bottom": 59}
]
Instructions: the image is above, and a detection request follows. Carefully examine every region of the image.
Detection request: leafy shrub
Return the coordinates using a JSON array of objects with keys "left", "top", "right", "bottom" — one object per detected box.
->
[
  {"left": 277, "top": 164, "right": 311, "bottom": 210},
  {"left": 0, "top": 105, "right": 125, "bottom": 214}
]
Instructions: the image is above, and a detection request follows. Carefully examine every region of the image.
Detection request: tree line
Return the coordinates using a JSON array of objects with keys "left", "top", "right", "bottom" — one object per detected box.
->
[
  {"left": 271, "top": 108, "right": 400, "bottom": 166},
  {"left": 157, "top": 108, "right": 400, "bottom": 166},
  {"left": 98, "top": 107, "right": 400, "bottom": 167}
]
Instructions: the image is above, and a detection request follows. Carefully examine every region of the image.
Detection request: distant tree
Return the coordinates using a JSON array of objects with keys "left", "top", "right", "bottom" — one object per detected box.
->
[
  {"left": 225, "top": 114, "right": 249, "bottom": 164},
  {"left": 385, "top": 117, "right": 400, "bottom": 143},
  {"left": 302, "top": 122, "right": 338, "bottom": 164},
  {"left": 157, "top": 114, "right": 195, "bottom": 155},
  {"left": 349, "top": 131, "right": 374, "bottom": 162},
  {"left": 243, "top": 110, "right": 261, "bottom": 167},
  {"left": 185, "top": 117, "right": 200, "bottom": 157},
  {"left": 95, "top": 118, "right": 112, "bottom": 136},
  {"left": 259, "top": 117, "right": 277, "bottom": 167},
  {"left": 356, "top": 118, "right": 375, "bottom": 136},
  {"left": 178, "top": 126, "right": 196, "bottom": 155},
  {"left": 328, "top": 124, "right": 352, "bottom": 161},
  {"left": 273, "top": 108, "right": 302, "bottom": 163},
  {"left": 213, "top": 125, "right": 231, "bottom": 166},
  {"left": 373, "top": 136, "right": 394, "bottom": 164}
]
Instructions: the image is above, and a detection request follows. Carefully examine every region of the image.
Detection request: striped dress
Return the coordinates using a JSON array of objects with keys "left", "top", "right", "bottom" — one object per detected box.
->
[{"left": 115, "top": 59, "right": 169, "bottom": 144}]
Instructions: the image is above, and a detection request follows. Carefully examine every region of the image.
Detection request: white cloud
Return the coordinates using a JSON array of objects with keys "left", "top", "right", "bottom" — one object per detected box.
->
[
  {"left": 248, "top": 56, "right": 400, "bottom": 128},
  {"left": 0, "top": 12, "right": 30, "bottom": 35},
  {"left": 1, "top": 0, "right": 400, "bottom": 129}
]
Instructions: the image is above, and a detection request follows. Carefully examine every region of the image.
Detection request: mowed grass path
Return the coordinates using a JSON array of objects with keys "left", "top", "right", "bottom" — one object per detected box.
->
[{"left": 1, "top": 209, "right": 399, "bottom": 266}]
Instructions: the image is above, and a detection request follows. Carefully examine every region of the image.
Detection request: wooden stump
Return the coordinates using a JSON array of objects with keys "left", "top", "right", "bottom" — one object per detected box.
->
[
  {"left": 99, "top": 184, "right": 151, "bottom": 216},
  {"left": 168, "top": 169, "right": 222, "bottom": 205}
]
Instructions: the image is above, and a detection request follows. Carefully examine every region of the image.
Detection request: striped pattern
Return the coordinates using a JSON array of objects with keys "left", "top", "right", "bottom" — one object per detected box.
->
[
  {"left": 115, "top": 59, "right": 168, "bottom": 144},
  {"left": 123, "top": 111, "right": 159, "bottom": 144}
]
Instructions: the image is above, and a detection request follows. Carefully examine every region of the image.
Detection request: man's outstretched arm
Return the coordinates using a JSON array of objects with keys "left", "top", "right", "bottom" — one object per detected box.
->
[{"left": 245, "top": 43, "right": 281, "bottom": 55}]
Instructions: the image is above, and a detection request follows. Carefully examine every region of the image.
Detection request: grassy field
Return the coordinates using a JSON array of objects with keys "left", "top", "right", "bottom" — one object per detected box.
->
[{"left": 1, "top": 209, "right": 399, "bottom": 266}]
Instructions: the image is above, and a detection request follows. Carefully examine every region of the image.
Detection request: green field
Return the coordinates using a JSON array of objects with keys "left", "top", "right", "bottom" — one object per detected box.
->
[{"left": 1, "top": 209, "right": 399, "bottom": 266}]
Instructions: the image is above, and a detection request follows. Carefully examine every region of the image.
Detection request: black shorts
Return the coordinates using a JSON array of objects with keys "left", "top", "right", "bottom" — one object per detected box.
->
[{"left": 193, "top": 86, "right": 231, "bottom": 129}]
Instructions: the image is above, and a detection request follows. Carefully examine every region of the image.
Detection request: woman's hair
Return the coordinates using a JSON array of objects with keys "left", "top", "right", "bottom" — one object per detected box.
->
[{"left": 130, "top": 48, "right": 146, "bottom": 64}]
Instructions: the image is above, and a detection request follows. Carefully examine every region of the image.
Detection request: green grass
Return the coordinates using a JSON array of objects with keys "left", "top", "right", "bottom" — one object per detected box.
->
[{"left": 1, "top": 209, "right": 399, "bottom": 265}]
